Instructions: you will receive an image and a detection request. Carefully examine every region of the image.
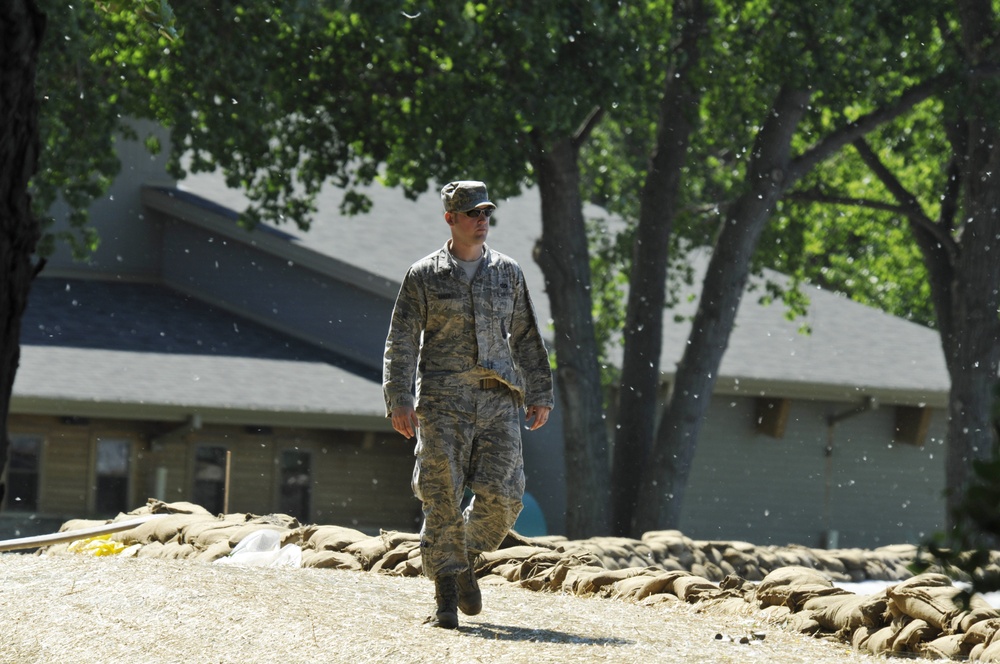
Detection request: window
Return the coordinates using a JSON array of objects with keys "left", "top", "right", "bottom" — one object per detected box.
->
[
  {"left": 279, "top": 450, "right": 311, "bottom": 522},
  {"left": 95, "top": 438, "right": 130, "bottom": 515},
  {"left": 7, "top": 435, "right": 41, "bottom": 511},
  {"left": 193, "top": 446, "right": 228, "bottom": 514}
]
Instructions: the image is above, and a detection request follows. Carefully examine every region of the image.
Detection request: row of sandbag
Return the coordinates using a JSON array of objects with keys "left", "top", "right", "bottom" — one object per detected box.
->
[
  {"left": 48, "top": 500, "right": 921, "bottom": 583},
  {"left": 728, "top": 565, "right": 1000, "bottom": 660},
  {"left": 44, "top": 500, "right": 1000, "bottom": 660}
]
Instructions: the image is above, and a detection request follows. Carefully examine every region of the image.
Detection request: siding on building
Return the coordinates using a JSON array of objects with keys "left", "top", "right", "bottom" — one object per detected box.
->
[
  {"left": 4, "top": 415, "right": 419, "bottom": 539},
  {"left": 680, "top": 395, "right": 948, "bottom": 548}
]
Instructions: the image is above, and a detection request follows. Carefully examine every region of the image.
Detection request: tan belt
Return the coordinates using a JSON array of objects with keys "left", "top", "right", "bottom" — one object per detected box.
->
[{"left": 479, "top": 378, "right": 501, "bottom": 389}]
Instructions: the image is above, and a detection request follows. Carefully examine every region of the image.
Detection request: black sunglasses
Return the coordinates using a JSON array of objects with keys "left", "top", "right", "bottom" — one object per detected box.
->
[{"left": 463, "top": 207, "right": 495, "bottom": 219}]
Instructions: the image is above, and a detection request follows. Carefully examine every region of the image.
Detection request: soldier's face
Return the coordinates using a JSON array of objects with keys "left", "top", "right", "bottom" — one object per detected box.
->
[{"left": 448, "top": 209, "right": 491, "bottom": 244}]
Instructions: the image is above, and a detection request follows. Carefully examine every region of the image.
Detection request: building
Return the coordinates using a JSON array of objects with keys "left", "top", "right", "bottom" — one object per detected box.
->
[{"left": 7, "top": 128, "right": 950, "bottom": 547}]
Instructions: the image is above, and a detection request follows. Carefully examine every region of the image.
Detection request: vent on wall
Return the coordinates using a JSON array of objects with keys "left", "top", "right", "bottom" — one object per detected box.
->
[
  {"left": 755, "top": 397, "right": 791, "bottom": 439},
  {"left": 894, "top": 406, "right": 932, "bottom": 446}
]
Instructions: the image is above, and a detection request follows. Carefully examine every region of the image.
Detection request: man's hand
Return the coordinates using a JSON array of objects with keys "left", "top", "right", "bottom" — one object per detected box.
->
[
  {"left": 391, "top": 405, "right": 420, "bottom": 439},
  {"left": 524, "top": 405, "right": 551, "bottom": 431}
]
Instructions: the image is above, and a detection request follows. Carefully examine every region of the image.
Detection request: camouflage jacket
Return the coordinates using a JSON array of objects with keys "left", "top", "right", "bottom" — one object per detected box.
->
[{"left": 383, "top": 242, "right": 554, "bottom": 415}]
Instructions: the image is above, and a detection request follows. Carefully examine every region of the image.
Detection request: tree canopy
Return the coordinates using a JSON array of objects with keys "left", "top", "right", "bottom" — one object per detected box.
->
[{"left": 13, "top": 0, "right": 1000, "bottom": 542}]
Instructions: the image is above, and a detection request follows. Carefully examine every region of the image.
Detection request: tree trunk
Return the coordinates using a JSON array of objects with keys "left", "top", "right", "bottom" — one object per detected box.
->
[
  {"left": 632, "top": 88, "right": 811, "bottom": 534},
  {"left": 533, "top": 137, "right": 612, "bottom": 537},
  {"left": 941, "top": 52, "right": 1000, "bottom": 522},
  {"left": 611, "top": 0, "right": 707, "bottom": 536},
  {"left": 0, "top": 0, "right": 46, "bottom": 506}
]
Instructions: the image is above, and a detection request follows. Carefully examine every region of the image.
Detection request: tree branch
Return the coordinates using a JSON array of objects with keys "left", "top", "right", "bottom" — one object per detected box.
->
[
  {"left": 572, "top": 105, "right": 604, "bottom": 150},
  {"left": 784, "top": 189, "right": 910, "bottom": 215},
  {"left": 787, "top": 74, "right": 946, "bottom": 183},
  {"left": 852, "top": 138, "right": 958, "bottom": 257}
]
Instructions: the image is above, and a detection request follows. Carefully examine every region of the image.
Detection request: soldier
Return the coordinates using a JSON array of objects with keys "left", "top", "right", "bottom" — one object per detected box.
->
[{"left": 383, "top": 180, "right": 554, "bottom": 629}]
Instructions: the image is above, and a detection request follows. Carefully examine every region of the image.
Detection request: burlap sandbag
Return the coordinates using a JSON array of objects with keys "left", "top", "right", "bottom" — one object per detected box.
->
[
  {"left": 514, "top": 551, "right": 566, "bottom": 586},
  {"left": 527, "top": 559, "right": 585, "bottom": 592},
  {"left": 610, "top": 570, "right": 693, "bottom": 601},
  {"left": 560, "top": 564, "right": 618, "bottom": 595},
  {"left": 370, "top": 541, "right": 419, "bottom": 574},
  {"left": 920, "top": 634, "right": 971, "bottom": 660},
  {"left": 478, "top": 545, "right": 550, "bottom": 572},
  {"left": 962, "top": 617, "right": 1000, "bottom": 646},
  {"left": 803, "top": 590, "right": 887, "bottom": 632},
  {"left": 182, "top": 516, "right": 245, "bottom": 547},
  {"left": 343, "top": 535, "right": 391, "bottom": 569},
  {"left": 863, "top": 624, "right": 899, "bottom": 655},
  {"left": 58, "top": 518, "right": 107, "bottom": 533},
  {"left": 307, "top": 525, "right": 369, "bottom": 552},
  {"left": 957, "top": 607, "right": 1000, "bottom": 634},
  {"left": 573, "top": 567, "right": 655, "bottom": 596},
  {"left": 892, "top": 618, "right": 938, "bottom": 653},
  {"left": 193, "top": 539, "right": 232, "bottom": 563},
  {"left": 978, "top": 639, "right": 1000, "bottom": 662},
  {"left": 141, "top": 499, "right": 213, "bottom": 515},
  {"left": 159, "top": 540, "right": 196, "bottom": 559},
  {"left": 672, "top": 574, "right": 719, "bottom": 602},
  {"left": 300, "top": 549, "right": 364, "bottom": 571},
  {"left": 887, "top": 578, "right": 964, "bottom": 630},
  {"left": 114, "top": 513, "right": 208, "bottom": 545},
  {"left": 787, "top": 610, "right": 822, "bottom": 635},
  {"left": 135, "top": 541, "right": 165, "bottom": 558},
  {"left": 755, "top": 566, "right": 833, "bottom": 606},
  {"left": 851, "top": 625, "right": 873, "bottom": 651}
]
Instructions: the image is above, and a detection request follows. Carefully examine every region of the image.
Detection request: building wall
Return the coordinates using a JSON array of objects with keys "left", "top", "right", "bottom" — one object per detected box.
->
[
  {"left": 680, "top": 395, "right": 948, "bottom": 548},
  {"left": 3, "top": 416, "right": 419, "bottom": 540}
]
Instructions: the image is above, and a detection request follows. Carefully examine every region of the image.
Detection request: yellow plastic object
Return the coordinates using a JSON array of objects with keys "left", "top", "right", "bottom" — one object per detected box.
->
[{"left": 67, "top": 534, "right": 128, "bottom": 557}]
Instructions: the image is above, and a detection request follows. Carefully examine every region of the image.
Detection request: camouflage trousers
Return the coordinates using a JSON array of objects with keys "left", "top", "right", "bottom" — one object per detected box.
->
[{"left": 412, "top": 384, "right": 525, "bottom": 581}]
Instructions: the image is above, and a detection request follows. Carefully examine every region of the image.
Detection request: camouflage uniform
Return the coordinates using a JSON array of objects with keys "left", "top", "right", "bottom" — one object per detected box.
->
[{"left": 383, "top": 241, "right": 554, "bottom": 580}]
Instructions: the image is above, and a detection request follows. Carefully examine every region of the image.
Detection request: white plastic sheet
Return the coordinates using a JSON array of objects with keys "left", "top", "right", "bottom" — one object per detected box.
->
[{"left": 214, "top": 529, "right": 302, "bottom": 568}]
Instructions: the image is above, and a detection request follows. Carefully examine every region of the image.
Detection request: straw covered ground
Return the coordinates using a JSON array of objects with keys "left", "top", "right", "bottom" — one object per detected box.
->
[{"left": 0, "top": 552, "right": 875, "bottom": 663}]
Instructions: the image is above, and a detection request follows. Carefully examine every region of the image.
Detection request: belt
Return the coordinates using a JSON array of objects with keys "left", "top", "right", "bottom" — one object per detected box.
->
[{"left": 479, "top": 378, "right": 501, "bottom": 389}]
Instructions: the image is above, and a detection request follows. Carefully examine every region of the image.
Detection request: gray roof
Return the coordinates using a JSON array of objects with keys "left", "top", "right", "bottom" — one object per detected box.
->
[
  {"left": 15, "top": 278, "right": 387, "bottom": 427},
  {"left": 177, "top": 171, "right": 950, "bottom": 407}
]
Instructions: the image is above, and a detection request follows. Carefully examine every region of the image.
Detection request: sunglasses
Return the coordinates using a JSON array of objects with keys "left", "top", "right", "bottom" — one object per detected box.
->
[{"left": 462, "top": 207, "right": 495, "bottom": 219}]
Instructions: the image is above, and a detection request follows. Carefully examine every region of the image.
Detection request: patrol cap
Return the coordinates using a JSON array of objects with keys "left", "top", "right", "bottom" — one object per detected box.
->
[{"left": 441, "top": 180, "right": 495, "bottom": 212}]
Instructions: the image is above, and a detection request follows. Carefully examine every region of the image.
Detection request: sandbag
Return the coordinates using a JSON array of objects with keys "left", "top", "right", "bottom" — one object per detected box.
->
[
  {"left": 964, "top": 618, "right": 1000, "bottom": 646},
  {"left": 559, "top": 564, "right": 616, "bottom": 595},
  {"left": 672, "top": 575, "right": 719, "bottom": 603},
  {"left": 957, "top": 607, "right": 1000, "bottom": 634},
  {"left": 114, "top": 513, "right": 208, "bottom": 545},
  {"left": 576, "top": 567, "right": 655, "bottom": 596},
  {"left": 887, "top": 581, "right": 965, "bottom": 630},
  {"left": 193, "top": 539, "right": 232, "bottom": 562},
  {"left": 344, "top": 535, "right": 391, "bottom": 569},
  {"left": 478, "top": 545, "right": 550, "bottom": 571},
  {"left": 370, "top": 541, "right": 419, "bottom": 574},
  {"left": 892, "top": 618, "right": 937, "bottom": 653},
  {"left": 301, "top": 549, "right": 364, "bottom": 571},
  {"left": 787, "top": 610, "right": 822, "bottom": 635},
  {"left": 307, "top": 525, "right": 369, "bottom": 552},
  {"left": 611, "top": 570, "right": 691, "bottom": 601},
  {"left": 920, "top": 634, "right": 971, "bottom": 660},
  {"left": 803, "top": 590, "right": 887, "bottom": 631},
  {"left": 979, "top": 639, "right": 1000, "bottom": 662},
  {"left": 863, "top": 625, "right": 899, "bottom": 655}
]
